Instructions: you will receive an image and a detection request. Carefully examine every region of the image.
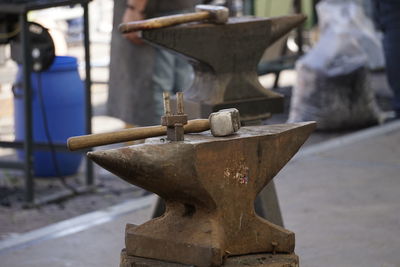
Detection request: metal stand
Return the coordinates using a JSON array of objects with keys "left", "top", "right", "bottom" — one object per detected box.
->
[
  {"left": 257, "top": 0, "right": 305, "bottom": 88},
  {"left": 0, "top": 0, "right": 93, "bottom": 205}
]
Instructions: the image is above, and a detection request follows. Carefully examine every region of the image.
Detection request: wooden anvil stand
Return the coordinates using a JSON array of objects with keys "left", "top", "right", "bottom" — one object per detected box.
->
[{"left": 120, "top": 249, "right": 299, "bottom": 267}]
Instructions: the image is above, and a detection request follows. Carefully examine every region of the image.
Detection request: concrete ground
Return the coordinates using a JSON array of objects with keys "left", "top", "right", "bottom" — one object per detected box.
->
[
  {"left": 278, "top": 121, "right": 400, "bottom": 267},
  {"left": 0, "top": 196, "right": 156, "bottom": 267},
  {"left": 0, "top": 120, "right": 399, "bottom": 267}
]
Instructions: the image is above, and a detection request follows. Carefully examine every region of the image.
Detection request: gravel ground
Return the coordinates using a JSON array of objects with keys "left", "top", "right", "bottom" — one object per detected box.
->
[{"left": 0, "top": 160, "right": 146, "bottom": 240}]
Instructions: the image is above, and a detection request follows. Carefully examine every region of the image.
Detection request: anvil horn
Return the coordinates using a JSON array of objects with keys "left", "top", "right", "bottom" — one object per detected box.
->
[
  {"left": 267, "top": 14, "right": 307, "bottom": 46},
  {"left": 87, "top": 144, "right": 215, "bottom": 206}
]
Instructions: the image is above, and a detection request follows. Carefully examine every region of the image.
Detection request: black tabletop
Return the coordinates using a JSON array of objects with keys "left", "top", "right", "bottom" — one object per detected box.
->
[{"left": 0, "top": 0, "right": 91, "bottom": 14}]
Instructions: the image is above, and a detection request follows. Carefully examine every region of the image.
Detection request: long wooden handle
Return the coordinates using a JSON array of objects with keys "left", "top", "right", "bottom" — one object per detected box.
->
[
  {"left": 67, "top": 119, "right": 210, "bottom": 151},
  {"left": 118, "top": 11, "right": 210, "bottom": 33}
]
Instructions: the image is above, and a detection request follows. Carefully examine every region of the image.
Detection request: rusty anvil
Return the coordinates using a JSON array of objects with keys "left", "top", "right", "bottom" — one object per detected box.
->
[
  {"left": 141, "top": 15, "right": 306, "bottom": 121},
  {"left": 138, "top": 14, "right": 307, "bottom": 226},
  {"left": 88, "top": 122, "right": 316, "bottom": 266}
]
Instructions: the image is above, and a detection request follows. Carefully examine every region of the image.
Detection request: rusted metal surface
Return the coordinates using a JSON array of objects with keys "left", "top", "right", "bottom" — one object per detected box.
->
[
  {"left": 88, "top": 122, "right": 316, "bottom": 266},
  {"left": 142, "top": 15, "right": 306, "bottom": 121}
]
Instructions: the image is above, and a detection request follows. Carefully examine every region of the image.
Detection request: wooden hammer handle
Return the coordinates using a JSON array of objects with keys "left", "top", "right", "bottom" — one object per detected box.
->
[
  {"left": 67, "top": 119, "right": 210, "bottom": 151},
  {"left": 118, "top": 11, "right": 210, "bottom": 33}
]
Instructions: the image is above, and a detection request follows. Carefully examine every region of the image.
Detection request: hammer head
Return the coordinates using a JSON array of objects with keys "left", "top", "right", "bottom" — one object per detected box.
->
[
  {"left": 209, "top": 108, "right": 240, "bottom": 137},
  {"left": 195, "top": 5, "right": 229, "bottom": 24}
]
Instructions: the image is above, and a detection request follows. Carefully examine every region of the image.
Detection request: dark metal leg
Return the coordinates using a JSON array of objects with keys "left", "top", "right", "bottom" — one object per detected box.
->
[
  {"left": 243, "top": 0, "right": 255, "bottom": 15},
  {"left": 20, "top": 13, "right": 34, "bottom": 203},
  {"left": 294, "top": 0, "right": 304, "bottom": 55},
  {"left": 273, "top": 71, "right": 281, "bottom": 89},
  {"left": 152, "top": 198, "right": 166, "bottom": 218},
  {"left": 83, "top": 2, "right": 94, "bottom": 186},
  {"left": 379, "top": 1, "right": 400, "bottom": 116},
  {"left": 256, "top": 182, "right": 284, "bottom": 227},
  {"left": 313, "top": 0, "right": 321, "bottom": 26}
]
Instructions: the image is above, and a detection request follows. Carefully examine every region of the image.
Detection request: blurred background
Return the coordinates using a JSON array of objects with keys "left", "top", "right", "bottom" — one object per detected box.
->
[{"left": 0, "top": 0, "right": 399, "bottom": 266}]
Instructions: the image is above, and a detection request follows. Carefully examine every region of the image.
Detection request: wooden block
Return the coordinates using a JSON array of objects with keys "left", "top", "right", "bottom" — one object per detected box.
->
[
  {"left": 224, "top": 253, "right": 299, "bottom": 267},
  {"left": 120, "top": 249, "right": 299, "bottom": 267}
]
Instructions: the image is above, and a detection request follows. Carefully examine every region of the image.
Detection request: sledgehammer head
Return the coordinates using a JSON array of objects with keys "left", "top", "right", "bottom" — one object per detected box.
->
[
  {"left": 209, "top": 108, "right": 241, "bottom": 137},
  {"left": 195, "top": 5, "right": 229, "bottom": 24}
]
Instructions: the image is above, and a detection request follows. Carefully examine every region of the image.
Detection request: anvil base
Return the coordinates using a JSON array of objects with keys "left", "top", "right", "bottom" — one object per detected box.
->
[{"left": 120, "top": 249, "right": 299, "bottom": 267}]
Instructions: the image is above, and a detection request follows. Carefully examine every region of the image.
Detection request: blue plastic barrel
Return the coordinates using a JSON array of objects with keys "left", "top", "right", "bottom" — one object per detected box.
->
[{"left": 14, "top": 56, "right": 85, "bottom": 177}]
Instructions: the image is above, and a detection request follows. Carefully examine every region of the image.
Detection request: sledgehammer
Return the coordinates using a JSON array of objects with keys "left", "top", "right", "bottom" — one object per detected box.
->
[
  {"left": 67, "top": 109, "right": 240, "bottom": 151},
  {"left": 118, "top": 5, "right": 229, "bottom": 33}
]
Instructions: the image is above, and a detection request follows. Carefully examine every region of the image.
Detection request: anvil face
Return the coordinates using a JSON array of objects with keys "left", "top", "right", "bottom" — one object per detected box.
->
[
  {"left": 142, "top": 15, "right": 306, "bottom": 120},
  {"left": 88, "top": 122, "right": 316, "bottom": 266}
]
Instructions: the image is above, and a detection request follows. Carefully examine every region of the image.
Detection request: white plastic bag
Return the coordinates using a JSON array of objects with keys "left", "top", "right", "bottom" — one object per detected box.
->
[
  {"left": 318, "top": 0, "right": 385, "bottom": 70},
  {"left": 288, "top": 0, "right": 382, "bottom": 130}
]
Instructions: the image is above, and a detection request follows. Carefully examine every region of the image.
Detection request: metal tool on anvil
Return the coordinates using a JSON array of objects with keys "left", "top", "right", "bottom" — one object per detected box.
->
[
  {"left": 134, "top": 14, "right": 306, "bottom": 121},
  {"left": 119, "top": 5, "right": 229, "bottom": 33},
  {"left": 87, "top": 121, "right": 316, "bottom": 266},
  {"left": 67, "top": 93, "right": 241, "bottom": 150}
]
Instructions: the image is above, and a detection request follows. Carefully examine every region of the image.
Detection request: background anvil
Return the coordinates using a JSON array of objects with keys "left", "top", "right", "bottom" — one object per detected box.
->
[
  {"left": 88, "top": 122, "right": 316, "bottom": 266},
  {"left": 142, "top": 15, "right": 306, "bottom": 121}
]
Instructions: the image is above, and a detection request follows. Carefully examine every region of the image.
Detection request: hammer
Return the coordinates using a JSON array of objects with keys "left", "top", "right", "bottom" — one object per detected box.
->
[
  {"left": 67, "top": 109, "right": 240, "bottom": 151},
  {"left": 118, "top": 5, "right": 229, "bottom": 34}
]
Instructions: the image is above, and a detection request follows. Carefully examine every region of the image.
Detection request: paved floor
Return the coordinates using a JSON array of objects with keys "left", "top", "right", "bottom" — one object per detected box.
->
[
  {"left": 276, "top": 121, "right": 400, "bottom": 267},
  {"left": 0, "top": 197, "right": 155, "bottom": 267},
  {"left": 0, "top": 120, "right": 399, "bottom": 267}
]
